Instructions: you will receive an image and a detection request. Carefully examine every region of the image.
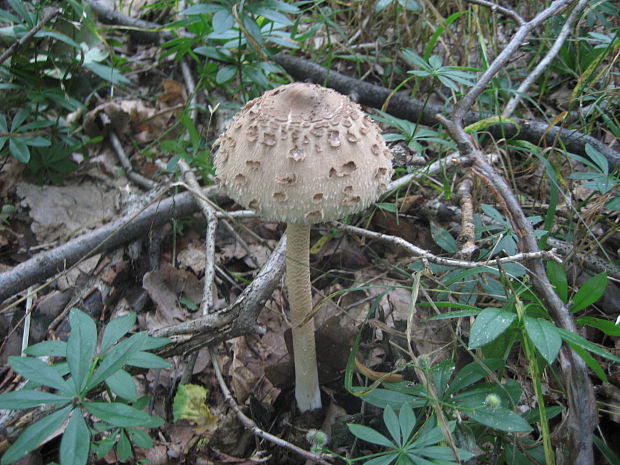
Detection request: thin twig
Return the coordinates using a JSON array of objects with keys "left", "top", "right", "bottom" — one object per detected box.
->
[
  {"left": 452, "top": 0, "right": 572, "bottom": 126},
  {"left": 337, "top": 223, "right": 561, "bottom": 268},
  {"left": 464, "top": 0, "right": 525, "bottom": 25},
  {"left": 208, "top": 347, "right": 333, "bottom": 465},
  {"left": 0, "top": 7, "right": 60, "bottom": 66},
  {"left": 108, "top": 128, "right": 157, "bottom": 190},
  {"left": 503, "top": 0, "right": 588, "bottom": 117}
]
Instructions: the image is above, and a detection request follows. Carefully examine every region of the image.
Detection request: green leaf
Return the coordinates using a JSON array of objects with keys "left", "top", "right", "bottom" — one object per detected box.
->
[
  {"left": 576, "top": 316, "right": 620, "bottom": 336},
  {"left": 10, "top": 107, "right": 29, "bottom": 131},
  {"left": 67, "top": 309, "right": 98, "bottom": 393},
  {"left": 126, "top": 351, "right": 170, "bottom": 369},
  {"left": 413, "top": 421, "right": 454, "bottom": 448},
  {"left": 468, "top": 406, "right": 532, "bottom": 432},
  {"left": 399, "top": 403, "right": 416, "bottom": 443},
  {"left": 104, "top": 369, "right": 137, "bottom": 401},
  {"left": 347, "top": 423, "right": 395, "bottom": 448},
  {"left": 524, "top": 317, "right": 562, "bottom": 364},
  {"left": 383, "top": 405, "right": 401, "bottom": 445},
  {"left": 87, "top": 332, "right": 147, "bottom": 390},
  {"left": 8, "top": 356, "right": 73, "bottom": 394},
  {"left": 83, "top": 62, "right": 130, "bottom": 85},
  {"left": 60, "top": 410, "right": 90, "bottom": 465},
  {"left": 215, "top": 65, "right": 236, "bottom": 84},
  {"left": 559, "top": 328, "right": 620, "bottom": 363},
  {"left": 116, "top": 429, "right": 133, "bottom": 461},
  {"left": 23, "top": 340, "right": 67, "bottom": 357},
  {"left": 0, "top": 405, "right": 71, "bottom": 464},
  {"left": 446, "top": 359, "right": 504, "bottom": 396},
  {"left": 569, "top": 343, "right": 607, "bottom": 382},
  {"left": 129, "top": 428, "right": 153, "bottom": 449},
  {"left": 430, "top": 221, "right": 458, "bottom": 253},
  {"left": 570, "top": 272, "right": 608, "bottom": 312},
  {"left": 469, "top": 308, "right": 516, "bottom": 349},
  {"left": 545, "top": 261, "right": 568, "bottom": 303},
  {"left": 84, "top": 401, "right": 164, "bottom": 428},
  {"left": 9, "top": 138, "right": 30, "bottom": 163},
  {"left": 101, "top": 312, "right": 136, "bottom": 351},
  {"left": 0, "top": 390, "right": 71, "bottom": 410}
]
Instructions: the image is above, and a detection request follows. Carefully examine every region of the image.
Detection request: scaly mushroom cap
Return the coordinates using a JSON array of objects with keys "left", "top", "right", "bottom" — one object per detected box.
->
[{"left": 214, "top": 82, "right": 393, "bottom": 224}]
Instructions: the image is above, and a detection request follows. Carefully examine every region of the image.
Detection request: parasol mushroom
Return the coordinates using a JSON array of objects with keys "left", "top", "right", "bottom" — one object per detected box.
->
[{"left": 214, "top": 82, "right": 393, "bottom": 412}]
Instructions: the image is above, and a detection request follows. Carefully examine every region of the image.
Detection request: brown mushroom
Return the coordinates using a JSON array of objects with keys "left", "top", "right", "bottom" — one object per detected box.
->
[{"left": 214, "top": 82, "right": 393, "bottom": 411}]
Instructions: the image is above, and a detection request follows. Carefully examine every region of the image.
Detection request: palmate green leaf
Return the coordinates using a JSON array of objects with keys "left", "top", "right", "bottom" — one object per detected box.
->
[
  {"left": 84, "top": 401, "right": 164, "bottom": 428},
  {"left": 524, "top": 317, "right": 562, "bottom": 364},
  {"left": 87, "top": 332, "right": 148, "bottom": 390},
  {"left": 67, "top": 309, "right": 98, "bottom": 393},
  {"left": 399, "top": 403, "right": 417, "bottom": 443},
  {"left": 9, "top": 138, "right": 30, "bottom": 163},
  {"left": 0, "top": 405, "right": 71, "bottom": 464},
  {"left": 23, "top": 340, "right": 67, "bottom": 357},
  {"left": 347, "top": 423, "right": 396, "bottom": 448},
  {"left": 383, "top": 405, "right": 401, "bottom": 445},
  {"left": 570, "top": 272, "right": 608, "bottom": 313},
  {"left": 116, "top": 429, "right": 133, "bottom": 461},
  {"left": 468, "top": 308, "right": 516, "bottom": 349},
  {"left": 364, "top": 454, "right": 398, "bottom": 465},
  {"left": 468, "top": 406, "right": 532, "bottom": 432},
  {"left": 60, "top": 410, "right": 90, "bottom": 465},
  {"left": 104, "top": 369, "right": 137, "bottom": 401},
  {"left": 0, "top": 390, "right": 71, "bottom": 410},
  {"left": 9, "top": 356, "right": 73, "bottom": 394},
  {"left": 101, "top": 312, "right": 137, "bottom": 351}
]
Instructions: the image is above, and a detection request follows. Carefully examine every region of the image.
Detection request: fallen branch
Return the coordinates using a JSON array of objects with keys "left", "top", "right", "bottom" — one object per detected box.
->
[
  {"left": 272, "top": 53, "right": 620, "bottom": 169},
  {"left": 0, "top": 187, "right": 226, "bottom": 306},
  {"left": 152, "top": 237, "right": 286, "bottom": 356}
]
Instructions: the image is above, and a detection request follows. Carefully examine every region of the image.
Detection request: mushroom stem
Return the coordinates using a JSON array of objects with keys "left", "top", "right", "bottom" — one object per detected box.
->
[{"left": 286, "top": 222, "right": 322, "bottom": 412}]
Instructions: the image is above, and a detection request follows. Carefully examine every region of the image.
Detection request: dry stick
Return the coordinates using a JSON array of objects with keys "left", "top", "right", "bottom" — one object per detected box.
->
[
  {"left": 208, "top": 347, "right": 333, "bottom": 465},
  {"left": 152, "top": 237, "right": 287, "bottom": 357},
  {"left": 0, "top": 187, "right": 224, "bottom": 306},
  {"left": 337, "top": 223, "right": 561, "bottom": 268},
  {"left": 107, "top": 124, "right": 157, "bottom": 190},
  {"left": 455, "top": 175, "right": 477, "bottom": 259},
  {"left": 452, "top": 0, "right": 573, "bottom": 126},
  {"left": 503, "top": 0, "right": 588, "bottom": 117},
  {"left": 0, "top": 7, "right": 60, "bottom": 66},
  {"left": 464, "top": 0, "right": 524, "bottom": 24},
  {"left": 176, "top": 59, "right": 217, "bottom": 382},
  {"left": 272, "top": 53, "right": 620, "bottom": 169}
]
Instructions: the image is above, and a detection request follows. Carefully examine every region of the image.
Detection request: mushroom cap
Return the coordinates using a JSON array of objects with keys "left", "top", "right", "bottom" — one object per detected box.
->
[{"left": 214, "top": 82, "right": 393, "bottom": 224}]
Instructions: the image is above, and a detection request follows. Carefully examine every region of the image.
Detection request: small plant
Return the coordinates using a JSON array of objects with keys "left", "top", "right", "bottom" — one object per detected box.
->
[
  {"left": 348, "top": 403, "right": 474, "bottom": 465},
  {"left": 0, "top": 309, "right": 170, "bottom": 465}
]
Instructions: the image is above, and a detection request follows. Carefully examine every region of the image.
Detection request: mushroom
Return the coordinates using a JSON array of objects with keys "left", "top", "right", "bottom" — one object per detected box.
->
[{"left": 214, "top": 82, "right": 393, "bottom": 412}]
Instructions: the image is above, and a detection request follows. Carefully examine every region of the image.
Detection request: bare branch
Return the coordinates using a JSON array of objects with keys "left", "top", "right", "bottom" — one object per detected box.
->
[
  {"left": 336, "top": 223, "right": 561, "bottom": 268},
  {"left": 503, "top": 0, "right": 588, "bottom": 117},
  {"left": 454, "top": 0, "right": 572, "bottom": 124},
  {"left": 464, "top": 0, "right": 525, "bottom": 25}
]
